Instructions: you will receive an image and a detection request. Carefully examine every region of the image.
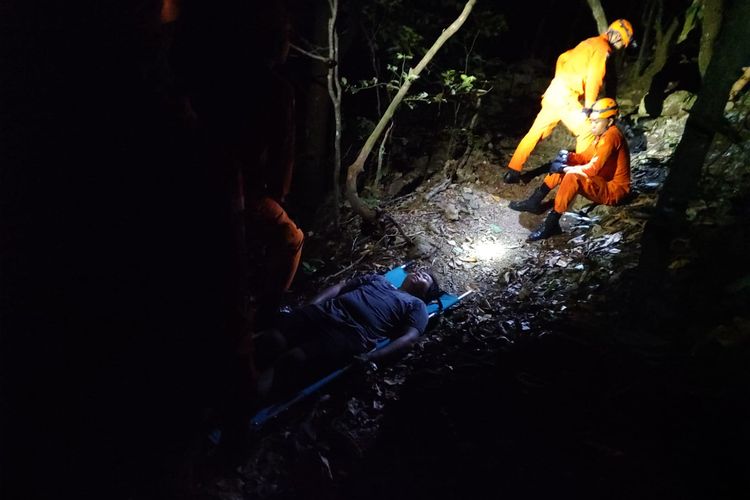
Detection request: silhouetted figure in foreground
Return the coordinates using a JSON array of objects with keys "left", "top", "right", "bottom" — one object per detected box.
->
[
  {"left": 242, "top": 13, "right": 304, "bottom": 329},
  {"left": 3, "top": 1, "right": 240, "bottom": 497}
]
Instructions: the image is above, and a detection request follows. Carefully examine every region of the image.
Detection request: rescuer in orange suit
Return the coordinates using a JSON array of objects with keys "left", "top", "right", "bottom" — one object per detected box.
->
[
  {"left": 242, "top": 11, "right": 304, "bottom": 329},
  {"left": 508, "top": 97, "right": 631, "bottom": 241},
  {"left": 167, "top": 1, "right": 303, "bottom": 330},
  {"left": 502, "top": 19, "right": 634, "bottom": 184},
  {"left": 160, "top": 0, "right": 179, "bottom": 23}
]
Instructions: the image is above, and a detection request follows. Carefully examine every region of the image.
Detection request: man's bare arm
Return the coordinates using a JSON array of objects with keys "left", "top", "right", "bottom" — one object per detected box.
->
[
  {"left": 307, "top": 281, "right": 347, "bottom": 305},
  {"left": 366, "top": 327, "right": 421, "bottom": 365}
]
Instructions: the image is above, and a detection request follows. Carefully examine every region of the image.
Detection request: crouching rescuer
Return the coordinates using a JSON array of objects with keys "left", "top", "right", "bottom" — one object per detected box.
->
[{"left": 508, "top": 97, "right": 631, "bottom": 241}]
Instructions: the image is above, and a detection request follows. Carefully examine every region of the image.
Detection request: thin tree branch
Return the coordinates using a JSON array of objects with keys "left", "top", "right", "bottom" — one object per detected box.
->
[
  {"left": 345, "top": 0, "right": 477, "bottom": 222},
  {"left": 290, "top": 42, "right": 330, "bottom": 63}
]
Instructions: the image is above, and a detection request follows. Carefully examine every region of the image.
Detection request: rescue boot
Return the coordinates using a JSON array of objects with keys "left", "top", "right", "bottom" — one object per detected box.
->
[
  {"left": 503, "top": 169, "right": 522, "bottom": 184},
  {"left": 508, "top": 184, "right": 550, "bottom": 213},
  {"left": 528, "top": 210, "right": 562, "bottom": 241}
]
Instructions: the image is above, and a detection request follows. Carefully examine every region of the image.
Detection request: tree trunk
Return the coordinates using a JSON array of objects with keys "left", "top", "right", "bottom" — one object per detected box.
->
[
  {"left": 298, "top": 2, "right": 333, "bottom": 225},
  {"left": 361, "top": 23, "right": 384, "bottom": 117},
  {"left": 345, "top": 0, "right": 477, "bottom": 222},
  {"left": 374, "top": 122, "right": 394, "bottom": 194},
  {"left": 634, "top": 0, "right": 658, "bottom": 76},
  {"left": 638, "top": 0, "right": 750, "bottom": 307},
  {"left": 698, "top": 0, "right": 723, "bottom": 76},
  {"left": 585, "top": 0, "right": 609, "bottom": 34},
  {"left": 327, "top": 0, "right": 343, "bottom": 226},
  {"left": 638, "top": 2, "right": 681, "bottom": 88}
]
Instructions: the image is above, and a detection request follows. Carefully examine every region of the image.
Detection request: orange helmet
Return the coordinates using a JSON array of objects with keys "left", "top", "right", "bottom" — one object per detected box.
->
[
  {"left": 590, "top": 97, "right": 618, "bottom": 120},
  {"left": 607, "top": 19, "right": 634, "bottom": 47}
]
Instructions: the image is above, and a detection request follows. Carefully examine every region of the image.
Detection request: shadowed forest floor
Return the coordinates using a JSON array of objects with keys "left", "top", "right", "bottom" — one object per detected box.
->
[{"left": 185, "top": 94, "right": 750, "bottom": 499}]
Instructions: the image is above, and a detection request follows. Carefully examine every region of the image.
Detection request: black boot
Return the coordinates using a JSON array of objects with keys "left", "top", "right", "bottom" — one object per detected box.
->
[
  {"left": 509, "top": 184, "right": 550, "bottom": 213},
  {"left": 528, "top": 210, "right": 562, "bottom": 241},
  {"left": 503, "top": 169, "right": 522, "bottom": 184}
]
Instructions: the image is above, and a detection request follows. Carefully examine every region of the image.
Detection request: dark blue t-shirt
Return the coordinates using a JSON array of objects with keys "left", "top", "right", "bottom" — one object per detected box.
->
[{"left": 297, "top": 274, "right": 428, "bottom": 350}]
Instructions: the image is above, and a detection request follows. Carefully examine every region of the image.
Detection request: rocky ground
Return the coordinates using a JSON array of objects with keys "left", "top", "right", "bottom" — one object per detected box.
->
[{"left": 188, "top": 85, "right": 750, "bottom": 499}]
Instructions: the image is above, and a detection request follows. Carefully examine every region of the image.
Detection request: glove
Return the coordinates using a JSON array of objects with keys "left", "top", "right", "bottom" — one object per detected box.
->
[
  {"left": 582, "top": 107, "right": 592, "bottom": 118},
  {"left": 549, "top": 159, "right": 567, "bottom": 174},
  {"left": 554, "top": 150, "right": 569, "bottom": 163}
]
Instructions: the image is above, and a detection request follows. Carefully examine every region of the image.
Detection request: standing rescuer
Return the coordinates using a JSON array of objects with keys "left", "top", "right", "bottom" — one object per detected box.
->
[
  {"left": 509, "top": 97, "right": 631, "bottom": 241},
  {"left": 241, "top": 8, "right": 304, "bottom": 329},
  {"left": 502, "top": 19, "right": 634, "bottom": 184}
]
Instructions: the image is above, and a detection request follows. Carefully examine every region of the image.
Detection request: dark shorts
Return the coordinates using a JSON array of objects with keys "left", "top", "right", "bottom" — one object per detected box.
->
[{"left": 276, "top": 310, "right": 366, "bottom": 372}]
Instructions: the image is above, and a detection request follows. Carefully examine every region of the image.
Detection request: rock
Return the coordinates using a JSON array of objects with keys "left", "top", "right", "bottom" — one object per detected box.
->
[
  {"left": 518, "top": 211, "right": 544, "bottom": 230},
  {"left": 386, "top": 173, "right": 406, "bottom": 197},
  {"left": 617, "top": 98, "right": 634, "bottom": 109},
  {"left": 588, "top": 204, "right": 616, "bottom": 218},
  {"left": 499, "top": 137, "right": 518, "bottom": 149},
  {"left": 427, "top": 222, "right": 442, "bottom": 235},
  {"left": 569, "top": 196, "right": 594, "bottom": 212},
  {"left": 461, "top": 191, "right": 482, "bottom": 210},
  {"left": 407, "top": 235, "right": 435, "bottom": 259},
  {"left": 413, "top": 155, "right": 429, "bottom": 172},
  {"left": 442, "top": 202, "right": 460, "bottom": 221},
  {"left": 560, "top": 212, "right": 593, "bottom": 232},
  {"left": 661, "top": 90, "right": 696, "bottom": 116},
  {"left": 637, "top": 95, "right": 648, "bottom": 116}
]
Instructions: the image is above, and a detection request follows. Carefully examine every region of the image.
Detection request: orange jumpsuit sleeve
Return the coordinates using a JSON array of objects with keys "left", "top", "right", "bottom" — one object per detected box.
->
[
  {"left": 568, "top": 125, "right": 630, "bottom": 182},
  {"left": 565, "top": 126, "right": 618, "bottom": 175},
  {"left": 550, "top": 35, "right": 610, "bottom": 101},
  {"left": 581, "top": 132, "right": 618, "bottom": 177},
  {"left": 566, "top": 150, "right": 590, "bottom": 166},
  {"left": 564, "top": 127, "right": 631, "bottom": 203}
]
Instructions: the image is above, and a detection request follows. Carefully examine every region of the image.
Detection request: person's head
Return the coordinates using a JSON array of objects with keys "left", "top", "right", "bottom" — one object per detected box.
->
[
  {"left": 606, "top": 19, "right": 634, "bottom": 50},
  {"left": 589, "top": 97, "right": 618, "bottom": 136},
  {"left": 400, "top": 269, "right": 441, "bottom": 303},
  {"left": 160, "top": 0, "right": 180, "bottom": 24}
]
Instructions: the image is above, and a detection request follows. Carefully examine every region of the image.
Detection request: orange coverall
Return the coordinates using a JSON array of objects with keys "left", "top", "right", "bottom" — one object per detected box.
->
[
  {"left": 508, "top": 34, "right": 612, "bottom": 172},
  {"left": 240, "top": 71, "right": 303, "bottom": 301},
  {"left": 543, "top": 123, "right": 630, "bottom": 213},
  {"left": 160, "top": 0, "right": 179, "bottom": 23}
]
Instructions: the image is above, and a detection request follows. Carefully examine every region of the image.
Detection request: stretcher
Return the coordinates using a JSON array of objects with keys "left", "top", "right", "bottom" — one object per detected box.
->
[{"left": 245, "top": 263, "right": 472, "bottom": 431}]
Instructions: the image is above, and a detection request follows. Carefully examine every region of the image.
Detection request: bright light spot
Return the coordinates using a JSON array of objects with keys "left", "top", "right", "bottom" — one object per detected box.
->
[{"left": 474, "top": 239, "right": 506, "bottom": 261}]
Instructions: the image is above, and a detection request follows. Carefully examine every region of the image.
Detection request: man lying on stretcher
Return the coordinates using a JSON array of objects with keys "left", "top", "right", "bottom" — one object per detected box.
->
[{"left": 253, "top": 269, "right": 442, "bottom": 403}]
